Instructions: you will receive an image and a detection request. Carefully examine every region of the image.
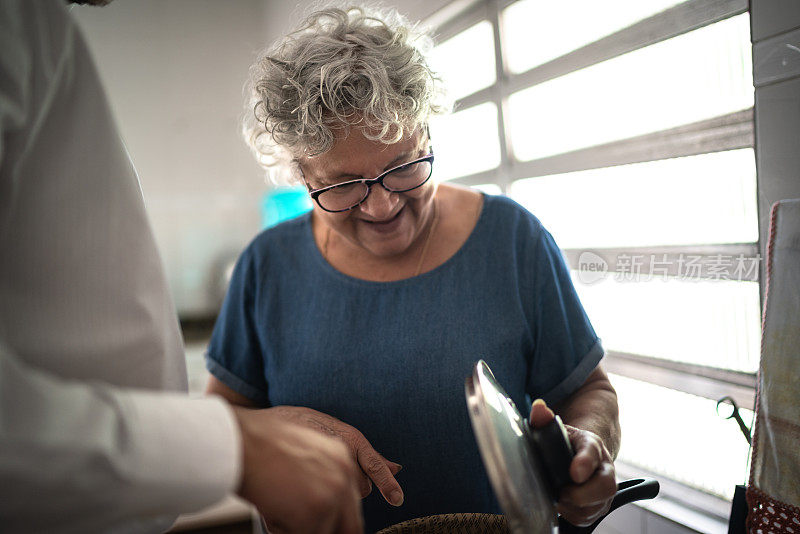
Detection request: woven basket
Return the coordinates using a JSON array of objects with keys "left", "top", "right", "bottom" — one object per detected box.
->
[{"left": 376, "top": 513, "right": 511, "bottom": 534}]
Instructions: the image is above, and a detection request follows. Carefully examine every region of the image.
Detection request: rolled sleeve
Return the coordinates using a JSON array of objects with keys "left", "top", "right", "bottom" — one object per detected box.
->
[
  {"left": 205, "top": 356, "right": 270, "bottom": 406},
  {"left": 526, "top": 226, "right": 604, "bottom": 405},
  {"left": 205, "top": 246, "right": 270, "bottom": 406},
  {"left": 540, "top": 338, "right": 604, "bottom": 406}
]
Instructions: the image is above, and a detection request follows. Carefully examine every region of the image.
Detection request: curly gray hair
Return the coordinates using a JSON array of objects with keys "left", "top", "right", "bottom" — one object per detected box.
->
[{"left": 243, "top": 4, "right": 450, "bottom": 183}]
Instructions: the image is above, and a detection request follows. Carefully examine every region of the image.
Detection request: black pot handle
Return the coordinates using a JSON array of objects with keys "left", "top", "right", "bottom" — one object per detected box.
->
[{"left": 557, "top": 478, "right": 660, "bottom": 534}]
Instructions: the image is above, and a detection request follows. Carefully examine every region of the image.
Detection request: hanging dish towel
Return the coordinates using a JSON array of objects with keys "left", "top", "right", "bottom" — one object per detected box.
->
[{"left": 747, "top": 199, "right": 800, "bottom": 532}]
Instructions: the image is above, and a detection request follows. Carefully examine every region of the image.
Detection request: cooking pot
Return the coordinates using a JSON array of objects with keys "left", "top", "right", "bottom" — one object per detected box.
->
[{"left": 465, "top": 360, "right": 659, "bottom": 534}]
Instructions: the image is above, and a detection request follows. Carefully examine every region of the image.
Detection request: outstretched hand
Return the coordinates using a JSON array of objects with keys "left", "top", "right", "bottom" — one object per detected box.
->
[
  {"left": 233, "top": 406, "right": 363, "bottom": 534},
  {"left": 268, "top": 405, "right": 404, "bottom": 507},
  {"left": 529, "top": 399, "right": 617, "bottom": 527}
]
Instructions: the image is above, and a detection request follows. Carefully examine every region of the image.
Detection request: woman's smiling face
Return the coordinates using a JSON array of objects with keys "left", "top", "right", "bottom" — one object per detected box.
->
[{"left": 299, "top": 126, "right": 435, "bottom": 260}]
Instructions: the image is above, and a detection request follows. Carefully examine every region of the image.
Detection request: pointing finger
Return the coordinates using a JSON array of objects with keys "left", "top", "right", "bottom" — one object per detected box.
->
[{"left": 354, "top": 436, "right": 404, "bottom": 507}]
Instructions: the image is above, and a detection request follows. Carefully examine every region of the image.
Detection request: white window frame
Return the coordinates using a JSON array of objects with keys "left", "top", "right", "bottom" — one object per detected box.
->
[{"left": 428, "top": 0, "right": 756, "bottom": 522}]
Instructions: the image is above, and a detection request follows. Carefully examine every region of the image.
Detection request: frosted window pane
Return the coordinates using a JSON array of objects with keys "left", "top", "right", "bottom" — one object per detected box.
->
[
  {"left": 430, "top": 102, "right": 501, "bottom": 181},
  {"left": 503, "top": 0, "right": 684, "bottom": 73},
  {"left": 429, "top": 21, "right": 496, "bottom": 101},
  {"left": 508, "top": 14, "right": 753, "bottom": 161},
  {"left": 508, "top": 149, "right": 758, "bottom": 248},
  {"left": 572, "top": 273, "right": 761, "bottom": 373},
  {"left": 611, "top": 374, "right": 753, "bottom": 499}
]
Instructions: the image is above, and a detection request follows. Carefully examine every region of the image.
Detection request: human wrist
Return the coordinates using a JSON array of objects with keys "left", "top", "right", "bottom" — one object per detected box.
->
[{"left": 230, "top": 405, "right": 255, "bottom": 497}]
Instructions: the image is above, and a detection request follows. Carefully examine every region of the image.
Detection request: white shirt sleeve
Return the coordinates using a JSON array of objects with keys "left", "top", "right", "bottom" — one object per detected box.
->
[
  {"left": 0, "top": 344, "right": 242, "bottom": 533},
  {"left": 0, "top": 1, "right": 243, "bottom": 531}
]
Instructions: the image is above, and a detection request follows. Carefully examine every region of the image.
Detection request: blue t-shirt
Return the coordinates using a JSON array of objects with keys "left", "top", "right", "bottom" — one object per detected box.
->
[{"left": 206, "top": 194, "right": 603, "bottom": 532}]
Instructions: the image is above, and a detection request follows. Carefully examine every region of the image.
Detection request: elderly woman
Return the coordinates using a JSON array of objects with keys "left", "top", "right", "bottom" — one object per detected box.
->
[{"left": 206, "top": 5, "right": 620, "bottom": 532}]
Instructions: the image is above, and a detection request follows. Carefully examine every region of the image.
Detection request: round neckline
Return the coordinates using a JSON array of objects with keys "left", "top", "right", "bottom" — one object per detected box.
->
[{"left": 305, "top": 193, "right": 491, "bottom": 287}]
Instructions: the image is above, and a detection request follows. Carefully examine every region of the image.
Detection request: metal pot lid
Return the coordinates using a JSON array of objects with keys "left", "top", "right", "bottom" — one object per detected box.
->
[
  {"left": 465, "top": 359, "right": 561, "bottom": 534},
  {"left": 466, "top": 360, "right": 661, "bottom": 534}
]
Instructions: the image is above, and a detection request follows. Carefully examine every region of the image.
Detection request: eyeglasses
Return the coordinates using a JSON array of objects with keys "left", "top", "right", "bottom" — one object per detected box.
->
[{"left": 305, "top": 149, "right": 435, "bottom": 213}]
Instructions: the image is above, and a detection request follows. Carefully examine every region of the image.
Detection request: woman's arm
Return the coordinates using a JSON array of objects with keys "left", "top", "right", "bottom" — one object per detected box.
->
[
  {"left": 529, "top": 364, "right": 620, "bottom": 527},
  {"left": 206, "top": 375, "right": 260, "bottom": 408},
  {"left": 553, "top": 365, "right": 621, "bottom": 459},
  {"left": 205, "top": 375, "right": 404, "bottom": 507}
]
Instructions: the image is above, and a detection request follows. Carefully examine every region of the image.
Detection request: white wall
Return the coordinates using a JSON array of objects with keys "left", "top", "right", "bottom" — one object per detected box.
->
[
  {"left": 263, "top": 0, "right": 458, "bottom": 37},
  {"left": 71, "top": 0, "right": 271, "bottom": 317},
  {"left": 70, "top": 0, "right": 458, "bottom": 317}
]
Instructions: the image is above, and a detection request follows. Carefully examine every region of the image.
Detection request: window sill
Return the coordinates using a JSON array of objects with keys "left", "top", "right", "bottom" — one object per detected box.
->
[{"left": 616, "top": 461, "right": 733, "bottom": 534}]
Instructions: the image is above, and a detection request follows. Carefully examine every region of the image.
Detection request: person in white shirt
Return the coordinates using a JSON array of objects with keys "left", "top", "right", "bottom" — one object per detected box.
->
[{"left": 0, "top": 1, "right": 363, "bottom": 532}]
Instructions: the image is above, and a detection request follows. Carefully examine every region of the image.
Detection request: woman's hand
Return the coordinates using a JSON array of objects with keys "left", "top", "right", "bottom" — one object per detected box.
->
[
  {"left": 529, "top": 399, "right": 617, "bottom": 527},
  {"left": 232, "top": 407, "right": 363, "bottom": 534},
  {"left": 269, "top": 405, "right": 404, "bottom": 507}
]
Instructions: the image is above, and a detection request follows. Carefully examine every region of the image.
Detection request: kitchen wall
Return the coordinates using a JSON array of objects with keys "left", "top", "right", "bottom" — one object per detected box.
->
[
  {"left": 71, "top": 0, "right": 270, "bottom": 317},
  {"left": 71, "top": 0, "right": 455, "bottom": 318}
]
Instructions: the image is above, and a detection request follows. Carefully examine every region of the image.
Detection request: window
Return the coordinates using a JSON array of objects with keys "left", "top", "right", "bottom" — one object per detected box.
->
[
  {"left": 428, "top": 20, "right": 496, "bottom": 101},
  {"left": 430, "top": 0, "right": 756, "bottom": 519},
  {"left": 502, "top": 0, "right": 685, "bottom": 73},
  {"left": 509, "top": 149, "right": 758, "bottom": 248},
  {"left": 507, "top": 14, "right": 752, "bottom": 161},
  {"left": 430, "top": 102, "right": 501, "bottom": 181}
]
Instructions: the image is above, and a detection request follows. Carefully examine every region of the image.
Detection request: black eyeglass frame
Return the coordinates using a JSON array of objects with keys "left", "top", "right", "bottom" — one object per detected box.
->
[{"left": 305, "top": 149, "right": 435, "bottom": 213}]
